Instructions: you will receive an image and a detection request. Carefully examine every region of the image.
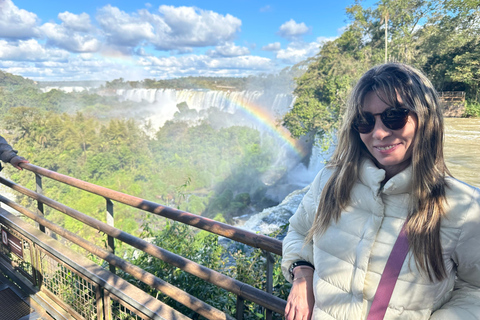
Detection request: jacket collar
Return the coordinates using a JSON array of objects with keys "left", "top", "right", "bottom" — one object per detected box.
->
[{"left": 359, "top": 158, "right": 413, "bottom": 195}]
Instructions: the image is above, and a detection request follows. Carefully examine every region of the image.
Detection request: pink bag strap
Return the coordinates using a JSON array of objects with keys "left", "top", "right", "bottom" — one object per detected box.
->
[{"left": 367, "top": 222, "right": 409, "bottom": 320}]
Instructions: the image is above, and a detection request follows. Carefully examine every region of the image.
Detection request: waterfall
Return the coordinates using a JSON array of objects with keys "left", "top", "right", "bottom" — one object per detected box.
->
[
  {"left": 116, "top": 87, "right": 331, "bottom": 234},
  {"left": 115, "top": 88, "right": 294, "bottom": 128}
]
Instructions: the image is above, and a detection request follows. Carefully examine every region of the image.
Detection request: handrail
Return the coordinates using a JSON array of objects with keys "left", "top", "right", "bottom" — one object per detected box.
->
[
  {"left": 0, "top": 195, "right": 231, "bottom": 320},
  {"left": 0, "top": 175, "right": 287, "bottom": 315},
  {"left": 0, "top": 208, "right": 192, "bottom": 320},
  {"left": 20, "top": 163, "right": 282, "bottom": 256}
]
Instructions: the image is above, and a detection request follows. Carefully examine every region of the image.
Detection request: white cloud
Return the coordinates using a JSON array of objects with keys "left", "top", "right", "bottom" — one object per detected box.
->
[
  {"left": 208, "top": 42, "right": 250, "bottom": 57},
  {"left": 259, "top": 5, "right": 272, "bottom": 13},
  {"left": 147, "top": 5, "right": 242, "bottom": 50},
  {"left": 40, "top": 22, "right": 100, "bottom": 52},
  {"left": 4, "top": 66, "right": 56, "bottom": 78},
  {"left": 97, "top": 5, "right": 155, "bottom": 47},
  {"left": 1, "top": 49, "right": 275, "bottom": 81},
  {"left": 140, "top": 53, "right": 273, "bottom": 74},
  {"left": 58, "top": 12, "right": 93, "bottom": 32},
  {"left": 0, "top": 39, "right": 69, "bottom": 61},
  {"left": 0, "top": 0, "right": 40, "bottom": 39},
  {"left": 262, "top": 42, "right": 281, "bottom": 51},
  {"left": 277, "top": 19, "right": 310, "bottom": 41},
  {"left": 205, "top": 56, "right": 272, "bottom": 70},
  {"left": 1, "top": 3, "right": 312, "bottom": 81},
  {"left": 276, "top": 37, "right": 332, "bottom": 64}
]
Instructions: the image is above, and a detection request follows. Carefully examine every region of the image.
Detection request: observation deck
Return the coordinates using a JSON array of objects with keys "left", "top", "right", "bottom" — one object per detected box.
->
[{"left": 0, "top": 163, "right": 286, "bottom": 320}]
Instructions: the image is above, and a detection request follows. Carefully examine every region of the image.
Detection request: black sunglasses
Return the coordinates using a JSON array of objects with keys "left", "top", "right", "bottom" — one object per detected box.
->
[{"left": 353, "top": 108, "right": 410, "bottom": 134}]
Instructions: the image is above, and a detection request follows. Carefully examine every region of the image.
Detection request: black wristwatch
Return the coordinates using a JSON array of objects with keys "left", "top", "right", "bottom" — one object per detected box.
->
[{"left": 288, "top": 260, "right": 314, "bottom": 281}]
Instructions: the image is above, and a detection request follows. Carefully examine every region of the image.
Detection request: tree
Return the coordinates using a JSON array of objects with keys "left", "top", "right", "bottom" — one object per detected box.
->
[{"left": 283, "top": 0, "right": 480, "bottom": 141}]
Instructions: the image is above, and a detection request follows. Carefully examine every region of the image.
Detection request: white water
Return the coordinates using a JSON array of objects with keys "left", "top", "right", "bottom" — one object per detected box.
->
[
  {"left": 115, "top": 88, "right": 324, "bottom": 201},
  {"left": 115, "top": 88, "right": 294, "bottom": 129}
]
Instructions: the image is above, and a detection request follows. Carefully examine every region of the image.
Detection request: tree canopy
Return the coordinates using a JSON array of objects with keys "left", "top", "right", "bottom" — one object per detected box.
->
[{"left": 283, "top": 0, "right": 480, "bottom": 139}]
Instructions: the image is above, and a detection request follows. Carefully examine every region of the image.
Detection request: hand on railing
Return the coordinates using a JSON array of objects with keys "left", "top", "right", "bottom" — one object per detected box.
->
[{"left": 10, "top": 156, "right": 29, "bottom": 170}]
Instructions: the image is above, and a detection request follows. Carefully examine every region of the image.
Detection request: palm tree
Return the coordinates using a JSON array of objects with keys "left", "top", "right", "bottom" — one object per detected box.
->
[{"left": 379, "top": 1, "right": 390, "bottom": 63}]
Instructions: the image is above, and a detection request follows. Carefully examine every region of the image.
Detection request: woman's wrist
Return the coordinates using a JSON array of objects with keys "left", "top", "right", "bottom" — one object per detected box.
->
[
  {"left": 288, "top": 260, "right": 315, "bottom": 281},
  {"left": 292, "top": 266, "right": 314, "bottom": 280}
]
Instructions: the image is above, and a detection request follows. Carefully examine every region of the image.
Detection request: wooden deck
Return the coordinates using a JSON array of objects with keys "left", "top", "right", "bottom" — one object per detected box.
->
[{"left": 0, "top": 271, "right": 41, "bottom": 320}]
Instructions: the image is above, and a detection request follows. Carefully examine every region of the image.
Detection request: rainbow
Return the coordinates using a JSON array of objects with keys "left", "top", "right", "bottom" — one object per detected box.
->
[{"left": 224, "top": 97, "right": 308, "bottom": 158}]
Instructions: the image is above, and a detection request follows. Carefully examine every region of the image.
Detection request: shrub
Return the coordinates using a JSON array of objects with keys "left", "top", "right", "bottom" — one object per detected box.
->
[{"left": 464, "top": 101, "right": 480, "bottom": 117}]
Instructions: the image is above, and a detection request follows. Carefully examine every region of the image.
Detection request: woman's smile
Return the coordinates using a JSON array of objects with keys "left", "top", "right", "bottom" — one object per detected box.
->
[{"left": 374, "top": 143, "right": 401, "bottom": 152}]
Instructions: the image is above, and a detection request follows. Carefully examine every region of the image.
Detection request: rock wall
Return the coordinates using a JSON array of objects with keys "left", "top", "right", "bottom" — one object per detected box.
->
[
  {"left": 442, "top": 102, "right": 466, "bottom": 117},
  {"left": 440, "top": 91, "right": 466, "bottom": 117}
]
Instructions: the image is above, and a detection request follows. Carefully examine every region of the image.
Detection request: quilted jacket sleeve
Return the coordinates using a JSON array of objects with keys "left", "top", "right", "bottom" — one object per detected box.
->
[
  {"left": 0, "top": 135, "right": 18, "bottom": 163},
  {"left": 281, "top": 168, "right": 327, "bottom": 282},
  {"left": 430, "top": 187, "right": 480, "bottom": 319}
]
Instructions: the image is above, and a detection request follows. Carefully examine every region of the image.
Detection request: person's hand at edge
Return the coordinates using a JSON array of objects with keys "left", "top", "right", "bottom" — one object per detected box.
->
[
  {"left": 10, "top": 156, "right": 29, "bottom": 170},
  {"left": 285, "top": 267, "right": 315, "bottom": 320}
]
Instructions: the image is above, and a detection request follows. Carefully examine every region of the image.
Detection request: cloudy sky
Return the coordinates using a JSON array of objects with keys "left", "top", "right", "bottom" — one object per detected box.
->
[{"left": 0, "top": 0, "right": 375, "bottom": 81}]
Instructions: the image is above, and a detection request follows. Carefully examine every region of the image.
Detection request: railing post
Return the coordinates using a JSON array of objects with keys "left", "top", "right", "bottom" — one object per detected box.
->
[
  {"left": 265, "top": 251, "right": 274, "bottom": 320},
  {"left": 236, "top": 296, "right": 244, "bottom": 320},
  {"left": 103, "top": 290, "right": 112, "bottom": 320},
  {"left": 96, "top": 285, "right": 105, "bottom": 320},
  {"left": 106, "top": 198, "right": 115, "bottom": 274},
  {"left": 35, "top": 174, "right": 46, "bottom": 233}
]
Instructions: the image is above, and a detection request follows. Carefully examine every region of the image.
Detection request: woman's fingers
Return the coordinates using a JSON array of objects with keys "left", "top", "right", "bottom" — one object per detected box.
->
[{"left": 285, "top": 277, "right": 314, "bottom": 320}]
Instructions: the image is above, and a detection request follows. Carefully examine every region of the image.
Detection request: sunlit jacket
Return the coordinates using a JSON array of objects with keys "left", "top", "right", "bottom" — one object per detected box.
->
[{"left": 282, "top": 158, "right": 480, "bottom": 319}]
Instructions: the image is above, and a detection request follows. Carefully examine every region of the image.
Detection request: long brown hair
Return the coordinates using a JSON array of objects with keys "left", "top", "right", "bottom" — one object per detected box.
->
[{"left": 306, "top": 63, "right": 450, "bottom": 281}]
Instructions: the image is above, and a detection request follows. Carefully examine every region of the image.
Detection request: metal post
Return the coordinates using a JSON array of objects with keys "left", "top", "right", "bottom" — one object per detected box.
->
[
  {"left": 35, "top": 174, "right": 46, "bottom": 233},
  {"left": 236, "top": 296, "right": 244, "bottom": 320},
  {"left": 106, "top": 198, "right": 115, "bottom": 274},
  {"left": 265, "top": 251, "right": 274, "bottom": 320}
]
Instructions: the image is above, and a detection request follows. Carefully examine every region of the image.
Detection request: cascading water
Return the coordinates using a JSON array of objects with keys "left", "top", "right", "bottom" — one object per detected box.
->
[
  {"left": 237, "top": 140, "right": 332, "bottom": 236},
  {"left": 116, "top": 87, "right": 330, "bottom": 234},
  {"left": 116, "top": 88, "right": 286, "bottom": 128}
]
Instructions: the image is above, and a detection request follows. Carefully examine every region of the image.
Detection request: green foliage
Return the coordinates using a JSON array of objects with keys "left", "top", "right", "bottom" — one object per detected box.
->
[
  {"left": 283, "top": 0, "right": 480, "bottom": 141},
  {"left": 0, "top": 70, "right": 36, "bottom": 91},
  {"left": 2, "top": 103, "right": 281, "bottom": 246},
  {"left": 464, "top": 101, "right": 480, "bottom": 118},
  {"left": 120, "top": 221, "right": 289, "bottom": 319}
]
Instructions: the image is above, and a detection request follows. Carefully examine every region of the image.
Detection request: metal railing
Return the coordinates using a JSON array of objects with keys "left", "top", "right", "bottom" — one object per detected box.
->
[
  {"left": 0, "top": 209, "right": 191, "bottom": 320},
  {"left": 0, "top": 162, "right": 287, "bottom": 319}
]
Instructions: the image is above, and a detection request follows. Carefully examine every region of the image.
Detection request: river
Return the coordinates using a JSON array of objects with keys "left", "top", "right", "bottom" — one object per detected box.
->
[{"left": 444, "top": 117, "right": 480, "bottom": 187}]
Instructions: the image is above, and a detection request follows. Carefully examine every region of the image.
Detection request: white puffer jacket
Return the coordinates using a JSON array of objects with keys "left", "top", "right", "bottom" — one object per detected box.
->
[{"left": 282, "top": 158, "right": 480, "bottom": 319}]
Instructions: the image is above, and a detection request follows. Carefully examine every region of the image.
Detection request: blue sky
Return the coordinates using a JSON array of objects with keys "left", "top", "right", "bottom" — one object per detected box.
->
[{"left": 1, "top": 0, "right": 376, "bottom": 81}]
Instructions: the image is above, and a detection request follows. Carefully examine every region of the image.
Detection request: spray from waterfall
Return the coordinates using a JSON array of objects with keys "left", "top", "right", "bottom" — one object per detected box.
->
[{"left": 115, "top": 87, "right": 324, "bottom": 201}]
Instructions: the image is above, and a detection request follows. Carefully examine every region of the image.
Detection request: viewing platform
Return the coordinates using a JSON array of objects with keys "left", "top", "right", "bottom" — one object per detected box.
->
[
  {"left": 0, "top": 270, "right": 40, "bottom": 319},
  {"left": 0, "top": 163, "right": 285, "bottom": 320}
]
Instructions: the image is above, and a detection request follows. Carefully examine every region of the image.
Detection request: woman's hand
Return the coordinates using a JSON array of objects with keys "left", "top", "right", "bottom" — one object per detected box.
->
[
  {"left": 285, "top": 267, "right": 315, "bottom": 320},
  {"left": 10, "top": 156, "right": 29, "bottom": 170}
]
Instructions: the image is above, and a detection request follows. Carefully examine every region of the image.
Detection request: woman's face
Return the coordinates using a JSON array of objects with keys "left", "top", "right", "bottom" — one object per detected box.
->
[{"left": 359, "top": 91, "right": 418, "bottom": 178}]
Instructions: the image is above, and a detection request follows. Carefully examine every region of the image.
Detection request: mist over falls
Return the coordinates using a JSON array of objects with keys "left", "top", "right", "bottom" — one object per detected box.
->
[
  {"left": 115, "top": 88, "right": 294, "bottom": 127},
  {"left": 115, "top": 88, "right": 326, "bottom": 205}
]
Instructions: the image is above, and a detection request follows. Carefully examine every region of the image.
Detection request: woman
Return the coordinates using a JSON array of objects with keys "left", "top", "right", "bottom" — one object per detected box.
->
[{"left": 282, "top": 63, "right": 480, "bottom": 319}]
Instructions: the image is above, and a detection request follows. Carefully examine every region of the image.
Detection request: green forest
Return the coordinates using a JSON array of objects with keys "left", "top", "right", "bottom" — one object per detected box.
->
[
  {"left": 283, "top": 0, "right": 480, "bottom": 140},
  {"left": 0, "top": 0, "right": 479, "bottom": 318},
  {"left": 1, "top": 73, "right": 290, "bottom": 318}
]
